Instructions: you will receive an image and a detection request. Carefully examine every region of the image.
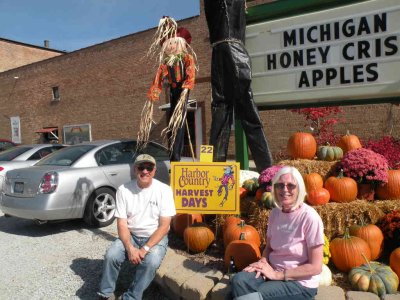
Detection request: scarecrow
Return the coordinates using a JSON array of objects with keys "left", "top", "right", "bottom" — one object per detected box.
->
[
  {"left": 215, "top": 165, "right": 235, "bottom": 207},
  {"left": 204, "top": 0, "right": 273, "bottom": 173},
  {"left": 137, "top": 16, "right": 197, "bottom": 162}
]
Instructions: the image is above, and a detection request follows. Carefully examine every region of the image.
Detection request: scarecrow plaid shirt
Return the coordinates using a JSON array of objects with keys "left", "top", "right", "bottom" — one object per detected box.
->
[{"left": 147, "top": 53, "right": 195, "bottom": 101}]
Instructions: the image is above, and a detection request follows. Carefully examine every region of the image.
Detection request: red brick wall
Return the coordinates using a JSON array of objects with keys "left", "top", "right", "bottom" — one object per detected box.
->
[
  {"left": 0, "top": 0, "right": 399, "bottom": 161},
  {"left": 0, "top": 40, "right": 63, "bottom": 72}
]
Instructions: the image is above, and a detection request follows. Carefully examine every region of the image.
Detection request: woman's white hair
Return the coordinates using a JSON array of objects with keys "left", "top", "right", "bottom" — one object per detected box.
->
[{"left": 271, "top": 166, "right": 307, "bottom": 211}]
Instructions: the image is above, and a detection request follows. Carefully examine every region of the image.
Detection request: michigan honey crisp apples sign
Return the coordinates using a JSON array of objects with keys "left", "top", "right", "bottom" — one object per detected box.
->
[
  {"left": 170, "top": 162, "right": 240, "bottom": 214},
  {"left": 247, "top": 0, "right": 400, "bottom": 106}
]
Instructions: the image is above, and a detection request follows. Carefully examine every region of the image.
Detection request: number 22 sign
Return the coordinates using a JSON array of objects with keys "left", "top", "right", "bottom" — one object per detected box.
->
[{"left": 199, "top": 145, "right": 213, "bottom": 162}]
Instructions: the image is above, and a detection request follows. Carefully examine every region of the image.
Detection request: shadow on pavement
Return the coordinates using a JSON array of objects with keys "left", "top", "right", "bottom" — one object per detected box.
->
[
  {"left": 0, "top": 214, "right": 116, "bottom": 241},
  {"left": 71, "top": 257, "right": 171, "bottom": 300}
]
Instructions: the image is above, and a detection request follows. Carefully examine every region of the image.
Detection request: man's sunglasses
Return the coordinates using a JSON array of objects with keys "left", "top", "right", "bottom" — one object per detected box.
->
[
  {"left": 274, "top": 183, "right": 297, "bottom": 190},
  {"left": 137, "top": 165, "right": 154, "bottom": 172}
]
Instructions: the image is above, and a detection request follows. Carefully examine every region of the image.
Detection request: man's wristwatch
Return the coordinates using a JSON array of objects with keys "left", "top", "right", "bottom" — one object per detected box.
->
[{"left": 143, "top": 245, "right": 151, "bottom": 252}]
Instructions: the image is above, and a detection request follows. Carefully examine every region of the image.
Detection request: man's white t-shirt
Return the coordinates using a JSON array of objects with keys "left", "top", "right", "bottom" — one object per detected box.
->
[{"left": 115, "top": 178, "right": 176, "bottom": 237}]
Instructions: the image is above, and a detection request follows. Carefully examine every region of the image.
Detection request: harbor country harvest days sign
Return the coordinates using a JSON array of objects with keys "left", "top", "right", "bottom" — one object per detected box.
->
[
  {"left": 246, "top": 0, "right": 400, "bottom": 106},
  {"left": 170, "top": 162, "right": 240, "bottom": 214}
]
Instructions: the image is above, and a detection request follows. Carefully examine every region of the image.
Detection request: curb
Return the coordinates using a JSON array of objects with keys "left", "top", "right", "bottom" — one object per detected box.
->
[{"left": 154, "top": 248, "right": 400, "bottom": 300}]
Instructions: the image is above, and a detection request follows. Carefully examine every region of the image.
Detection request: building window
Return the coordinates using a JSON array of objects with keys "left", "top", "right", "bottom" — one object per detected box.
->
[{"left": 52, "top": 86, "right": 60, "bottom": 100}]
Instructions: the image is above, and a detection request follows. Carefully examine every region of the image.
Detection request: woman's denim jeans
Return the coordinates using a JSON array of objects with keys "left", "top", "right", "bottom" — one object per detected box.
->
[
  {"left": 98, "top": 235, "right": 168, "bottom": 300},
  {"left": 231, "top": 271, "right": 318, "bottom": 300}
]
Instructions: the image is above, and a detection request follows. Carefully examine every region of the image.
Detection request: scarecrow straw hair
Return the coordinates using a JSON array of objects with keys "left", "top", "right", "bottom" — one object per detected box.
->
[
  {"left": 147, "top": 17, "right": 178, "bottom": 60},
  {"left": 136, "top": 99, "right": 154, "bottom": 151},
  {"left": 161, "top": 88, "right": 188, "bottom": 153}
]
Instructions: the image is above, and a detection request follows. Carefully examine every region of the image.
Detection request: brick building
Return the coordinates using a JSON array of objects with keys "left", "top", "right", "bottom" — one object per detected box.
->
[
  {"left": 0, "top": 0, "right": 399, "bottom": 160},
  {"left": 0, "top": 38, "right": 64, "bottom": 72}
]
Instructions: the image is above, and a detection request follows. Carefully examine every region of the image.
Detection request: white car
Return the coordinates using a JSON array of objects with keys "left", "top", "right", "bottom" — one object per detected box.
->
[{"left": 0, "top": 144, "right": 65, "bottom": 194}]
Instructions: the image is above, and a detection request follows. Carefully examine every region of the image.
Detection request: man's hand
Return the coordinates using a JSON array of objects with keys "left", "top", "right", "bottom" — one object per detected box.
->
[
  {"left": 126, "top": 244, "right": 142, "bottom": 265},
  {"left": 138, "top": 247, "right": 148, "bottom": 260}
]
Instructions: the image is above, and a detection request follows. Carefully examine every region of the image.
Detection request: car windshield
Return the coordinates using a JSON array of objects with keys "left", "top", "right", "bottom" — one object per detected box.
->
[
  {"left": 0, "top": 146, "right": 33, "bottom": 161},
  {"left": 36, "top": 145, "right": 96, "bottom": 166}
]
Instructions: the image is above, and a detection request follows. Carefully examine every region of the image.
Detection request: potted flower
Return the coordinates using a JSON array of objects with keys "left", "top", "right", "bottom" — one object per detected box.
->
[
  {"left": 336, "top": 148, "right": 389, "bottom": 200},
  {"left": 258, "top": 165, "right": 283, "bottom": 192},
  {"left": 377, "top": 210, "right": 400, "bottom": 252}
]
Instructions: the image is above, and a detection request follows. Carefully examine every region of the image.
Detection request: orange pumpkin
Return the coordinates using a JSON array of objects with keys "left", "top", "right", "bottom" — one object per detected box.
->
[
  {"left": 303, "top": 173, "right": 324, "bottom": 192},
  {"left": 349, "top": 220, "right": 384, "bottom": 260},
  {"left": 324, "top": 170, "right": 357, "bottom": 203},
  {"left": 330, "top": 228, "right": 372, "bottom": 272},
  {"left": 376, "top": 169, "right": 400, "bottom": 200},
  {"left": 172, "top": 213, "right": 203, "bottom": 237},
  {"left": 223, "top": 215, "right": 242, "bottom": 234},
  {"left": 390, "top": 247, "right": 400, "bottom": 279},
  {"left": 255, "top": 187, "right": 265, "bottom": 201},
  {"left": 338, "top": 131, "right": 362, "bottom": 154},
  {"left": 306, "top": 187, "right": 330, "bottom": 206},
  {"left": 224, "top": 233, "right": 261, "bottom": 271},
  {"left": 224, "top": 220, "right": 261, "bottom": 248},
  {"left": 239, "top": 187, "right": 248, "bottom": 199},
  {"left": 183, "top": 223, "right": 215, "bottom": 253},
  {"left": 287, "top": 132, "right": 317, "bottom": 160}
]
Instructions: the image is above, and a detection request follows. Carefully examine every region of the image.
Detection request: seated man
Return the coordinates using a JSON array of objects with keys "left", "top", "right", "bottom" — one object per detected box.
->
[{"left": 98, "top": 154, "right": 176, "bottom": 300}]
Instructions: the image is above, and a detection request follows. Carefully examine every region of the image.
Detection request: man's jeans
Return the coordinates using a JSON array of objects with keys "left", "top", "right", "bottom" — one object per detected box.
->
[{"left": 98, "top": 235, "right": 168, "bottom": 300}]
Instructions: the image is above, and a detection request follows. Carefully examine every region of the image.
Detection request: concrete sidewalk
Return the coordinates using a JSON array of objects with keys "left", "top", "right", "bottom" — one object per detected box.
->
[{"left": 154, "top": 248, "right": 400, "bottom": 300}]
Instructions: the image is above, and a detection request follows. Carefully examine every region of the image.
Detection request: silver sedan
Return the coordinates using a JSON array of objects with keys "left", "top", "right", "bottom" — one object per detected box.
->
[{"left": 0, "top": 140, "right": 171, "bottom": 227}]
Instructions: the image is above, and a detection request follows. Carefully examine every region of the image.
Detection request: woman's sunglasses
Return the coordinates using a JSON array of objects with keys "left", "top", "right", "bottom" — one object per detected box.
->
[
  {"left": 137, "top": 165, "right": 154, "bottom": 172},
  {"left": 274, "top": 183, "right": 297, "bottom": 190}
]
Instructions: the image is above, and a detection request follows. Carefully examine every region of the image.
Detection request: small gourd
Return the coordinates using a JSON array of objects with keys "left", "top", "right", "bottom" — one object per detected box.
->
[
  {"left": 260, "top": 191, "right": 276, "bottom": 209},
  {"left": 317, "top": 144, "right": 343, "bottom": 161},
  {"left": 319, "top": 264, "right": 332, "bottom": 286},
  {"left": 242, "top": 178, "right": 259, "bottom": 196}
]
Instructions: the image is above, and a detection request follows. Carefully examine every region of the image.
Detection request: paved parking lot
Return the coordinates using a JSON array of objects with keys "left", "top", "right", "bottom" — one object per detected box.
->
[{"left": 0, "top": 212, "right": 169, "bottom": 299}]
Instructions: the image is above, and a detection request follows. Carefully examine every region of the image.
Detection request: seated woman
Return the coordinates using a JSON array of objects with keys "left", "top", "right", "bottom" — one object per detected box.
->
[{"left": 231, "top": 166, "right": 324, "bottom": 300}]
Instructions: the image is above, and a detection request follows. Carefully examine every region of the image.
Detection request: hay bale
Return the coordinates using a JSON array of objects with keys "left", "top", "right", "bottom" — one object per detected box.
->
[
  {"left": 247, "top": 200, "right": 398, "bottom": 243},
  {"left": 374, "top": 199, "right": 400, "bottom": 214},
  {"left": 278, "top": 159, "right": 337, "bottom": 179},
  {"left": 313, "top": 200, "right": 387, "bottom": 239},
  {"left": 247, "top": 206, "right": 271, "bottom": 246}
]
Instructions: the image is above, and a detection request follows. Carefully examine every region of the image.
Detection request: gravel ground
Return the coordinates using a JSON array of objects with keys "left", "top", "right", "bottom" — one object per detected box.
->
[{"left": 0, "top": 212, "right": 170, "bottom": 300}]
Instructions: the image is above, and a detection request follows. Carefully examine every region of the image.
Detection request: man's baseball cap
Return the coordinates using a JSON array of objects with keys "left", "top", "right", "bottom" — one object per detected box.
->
[{"left": 134, "top": 154, "right": 156, "bottom": 166}]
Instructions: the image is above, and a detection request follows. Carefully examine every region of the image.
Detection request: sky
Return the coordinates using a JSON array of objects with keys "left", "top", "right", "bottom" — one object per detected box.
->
[{"left": 0, "top": 0, "right": 200, "bottom": 52}]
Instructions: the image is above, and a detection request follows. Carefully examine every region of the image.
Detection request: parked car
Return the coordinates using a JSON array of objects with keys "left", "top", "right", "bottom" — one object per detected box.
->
[
  {"left": 0, "top": 139, "right": 17, "bottom": 152},
  {"left": 0, "top": 139, "right": 172, "bottom": 227},
  {"left": 0, "top": 144, "right": 66, "bottom": 195}
]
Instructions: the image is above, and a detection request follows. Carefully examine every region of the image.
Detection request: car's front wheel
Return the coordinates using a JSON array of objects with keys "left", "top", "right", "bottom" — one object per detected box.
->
[{"left": 84, "top": 187, "right": 116, "bottom": 227}]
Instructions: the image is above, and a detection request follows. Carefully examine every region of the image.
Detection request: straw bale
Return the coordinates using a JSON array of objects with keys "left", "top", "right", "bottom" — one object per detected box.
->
[
  {"left": 247, "top": 207, "right": 270, "bottom": 246},
  {"left": 247, "top": 200, "right": 400, "bottom": 242},
  {"left": 277, "top": 159, "right": 337, "bottom": 179},
  {"left": 374, "top": 199, "right": 400, "bottom": 214}
]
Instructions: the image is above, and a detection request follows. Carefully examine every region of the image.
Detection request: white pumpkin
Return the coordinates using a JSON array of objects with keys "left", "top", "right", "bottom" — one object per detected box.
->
[{"left": 318, "top": 264, "right": 332, "bottom": 286}]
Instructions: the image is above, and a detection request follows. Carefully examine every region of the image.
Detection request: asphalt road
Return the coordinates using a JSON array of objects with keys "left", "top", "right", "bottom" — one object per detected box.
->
[{"left": 0, "top": 212, "right": 170, "bottom": 300}]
